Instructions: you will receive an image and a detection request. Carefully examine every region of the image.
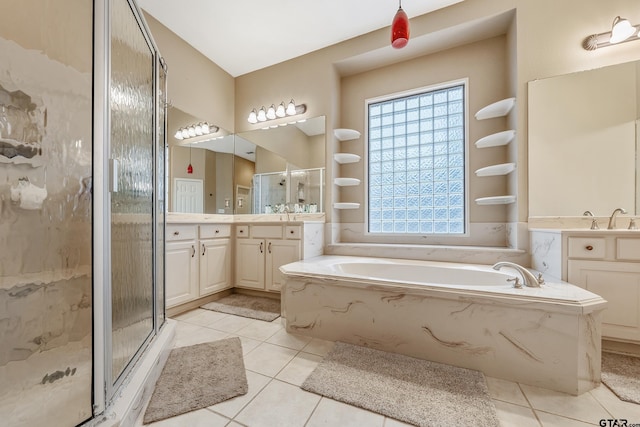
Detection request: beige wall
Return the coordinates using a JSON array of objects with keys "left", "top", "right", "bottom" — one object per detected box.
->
[
  {"left": 204, "top": 150, "right": 217, "bottom": 213},
  {"left": 144, "top": 12, "right": 235, "bottom": 132},
  {"left": 0, "top": 0, "right": 92, "bottom": 73},
  {"left": 215, "top": 153, "right": 234, "bottom": 214},
  {"left": 255, "top": 146, "right": 287, "bottom": 174},
  {"left": 339, "top": 35, "right": 509, "bottom": 226}
]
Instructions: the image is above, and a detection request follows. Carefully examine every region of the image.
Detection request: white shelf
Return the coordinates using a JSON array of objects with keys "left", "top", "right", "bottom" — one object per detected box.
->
[
  {"left": 334, "top": 128, "right": 361, "bottom": 141},
  {"left": 475, "top": 130, "right": 516, "bottom": 148},
  {"left": 475, "top": 163, "right": 516, "bottom": 177},
  {"left": 475, "top": 97, "right": 516, "bottom": 120},
  {"left": 333, "top": 202, "right": 360, "bottom": 209},
  {"left": 334, "top": 153, "right": 361, "bottom": 164},
  {"left": 475, "top": 195, "right": 516, "bottom": 205},
  {"left": 334, "top": 178, "right": 361, "bottom": 186}
]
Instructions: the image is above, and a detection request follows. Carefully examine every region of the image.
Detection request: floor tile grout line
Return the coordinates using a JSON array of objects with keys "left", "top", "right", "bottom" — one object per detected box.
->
[
  {"left": 303, "top": 395, "right": 325, "bottom": 427},
  {"left": 589, "top": 384, "right": 617, "bottom": 419},
  {"left": 517, "top": 383, "right": 544, "bottom": 427}
]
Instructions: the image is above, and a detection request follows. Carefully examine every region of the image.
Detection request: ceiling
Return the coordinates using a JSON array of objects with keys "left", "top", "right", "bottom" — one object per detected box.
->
[{"left": 138, "top": 0, "right": 463, "bottom": 77}]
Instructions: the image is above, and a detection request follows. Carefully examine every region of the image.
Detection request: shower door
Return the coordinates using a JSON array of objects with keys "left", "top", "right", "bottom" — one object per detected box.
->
[{"left": 108, "top": 0, "right": 158, "bottom": 391}]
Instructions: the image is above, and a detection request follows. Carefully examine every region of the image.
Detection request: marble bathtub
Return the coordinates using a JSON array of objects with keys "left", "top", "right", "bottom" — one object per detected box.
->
[{"left": 280, "top": 255, "right": 607, "bottom": 395}]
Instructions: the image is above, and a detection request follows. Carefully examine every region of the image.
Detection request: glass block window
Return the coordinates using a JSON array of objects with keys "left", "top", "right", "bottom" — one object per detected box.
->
[{"left": 367, "top": 83, "right": 466, "bottom": 234}]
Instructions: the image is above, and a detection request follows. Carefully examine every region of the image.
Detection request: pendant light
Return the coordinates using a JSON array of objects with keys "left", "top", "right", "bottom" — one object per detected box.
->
[
  {"left": 187, "top": 143, "right": 193, "bottom": 174},
  {"left": 391, "top": 0, "right": 410, "bottom": 49}
]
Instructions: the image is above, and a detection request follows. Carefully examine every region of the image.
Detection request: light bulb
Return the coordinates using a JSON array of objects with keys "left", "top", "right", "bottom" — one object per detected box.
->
[
  {"left": 286, "top": 99, "right": 297, "bottom": 116},
  {"left": 610, "top": 16, "right": 636, "bottom": 43},
  {"left": 257, "top": 107, "right": 267, "bottom": 122},
  {"left": 181, "top": 129, "right": 189, "bottom": 139},
  {"left": 202, "top": 123, "right": 210, "bottom": 134},
  {"left": 248, "top": 109, "right": 258, "bottom": 124},
  {"left": 195, "top": 124, "right": 203, "bottom": 135},
  {"left": 174, "top": 130, "right": 183, "bottom": 140},
  {"left": 188, "top": 126, "right": 196, "bottom": 137},
  {"left": 266, "top": 104, "right": 276, "bottom": 120},
  {"left": 276, "top": 102, "right": 286, "bottom": 118}
]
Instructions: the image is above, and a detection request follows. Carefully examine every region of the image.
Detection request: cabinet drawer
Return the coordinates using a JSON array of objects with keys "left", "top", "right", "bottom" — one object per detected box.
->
[
  {"left": 284, "top": 226, "right": 301, "bottom": 239},
  {"left": 166, "top": 224, "right": 197, "bottom": 241},
  {"left": 617, "top": 238, "right": 640, "bottom": 261},
  {"left": 236, "top": 225, "right": 249, "bottom": 238},
  {"left": 568, "top": 237, "right": 605, "bottom": 259},
  {"left": 200, "top": 224, "right": 231, "bottom": 239},
  {"left": 252, "top": 225, "right": 283, "bottom": 239}
]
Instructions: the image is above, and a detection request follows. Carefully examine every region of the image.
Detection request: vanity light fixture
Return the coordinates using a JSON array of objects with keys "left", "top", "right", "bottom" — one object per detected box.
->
[
  {"left": 174, "top": 122, "right": 219, "bottom": 141},
  {"left": 583, "top": 16, "right": 639, "bottom": 50},
  {"left": 247, "top": 99, "right": 307, "bottom": 124},
  {"left": 391, "top": 0, "right": 410, "bottom": 49}
]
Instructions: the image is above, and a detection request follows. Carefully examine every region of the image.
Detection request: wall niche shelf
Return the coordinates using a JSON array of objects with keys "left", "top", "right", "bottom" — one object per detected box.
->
[
  {"left": 334, "top": 153, "right": 361, "bottom": 164},
  {"left": 475, "top": 195, "right": 516, "bottom": 205},
  {"left": 334, "top": 202, "right": 360, "bottom": 209},
  {"left": 475, "top": 97, "right": 516, "bottom": 120},
  {"left": 475, "top": 130, "right": 516, "bottom": 148},
  {"left": 334, "top": 178, "right": 361, "bottom": 186},
  {"left": 475, "top": 163, "right": 516, "bottom": 177},
  {"left": 334, "top": 128, "right": 361, "bottom": 141}
]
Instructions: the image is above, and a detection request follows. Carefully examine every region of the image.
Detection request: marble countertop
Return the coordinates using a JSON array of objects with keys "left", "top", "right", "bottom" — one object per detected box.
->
[
  {"left": 529, "top": 228, "right": 640, "bottom": 234},
  {"left": 167, "top": 212, "right": 325, "bottom": 224}
]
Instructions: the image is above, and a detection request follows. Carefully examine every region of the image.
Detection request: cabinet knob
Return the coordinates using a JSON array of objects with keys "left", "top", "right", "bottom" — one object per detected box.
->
[
  {"left": 215, "top": 229, "right": 220, "bottom": 234},
  {"left": 585, "top": 245, "right": 593, "bottom": 251},
  {"left": 239, "top": 229, "right": 244, "bottom": 233},
  {"left": 290, "top": 230, "right": 294, "bottom": 234},
  {"left": 173, "top": 231, "right": 180, "bottom": 236}
]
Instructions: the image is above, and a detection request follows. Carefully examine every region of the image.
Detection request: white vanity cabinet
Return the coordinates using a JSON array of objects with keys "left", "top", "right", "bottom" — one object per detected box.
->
[
  {"left": 235, "top": 224, "right": 304, "bottom": 292},
  {"left": 566, "top": 234, "right": 640, "bottom": 342},
  {"left": 199, "top": 224, "right": 232, "bottom": 296},
  {"left": 531, "top": 229, "right": 640, "bottom": 342},
  {"left": 166, "top": 224, "right": 199, "bottom": 307},
  {"left": 166, "top": 223, "right": 232, "bottom": 309}
]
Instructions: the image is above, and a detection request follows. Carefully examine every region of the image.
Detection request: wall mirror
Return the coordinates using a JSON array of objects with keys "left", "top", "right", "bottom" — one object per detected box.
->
[
  {"left": 168, "top": 109, "right": 326, "bottom": 214},
  {"left": 528, "top": 60, "right": 640, "bottom": 217}
]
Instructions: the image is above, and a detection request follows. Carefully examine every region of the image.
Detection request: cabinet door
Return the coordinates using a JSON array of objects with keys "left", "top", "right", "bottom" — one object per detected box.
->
[
  {"left": 200, "top": 238, "right": 231, "bottom": 296},
  {"left": 236, "top": 238, "right": 266, "bottom": 289},
  {"left": 266, "top": 239, "right": 301, "bottom": 292},
  {"left": 166, "top": 240, "right": 198, "bottom": 307},
  {"left": 568, "top": 260, "right": 640, "bottom": 342}
]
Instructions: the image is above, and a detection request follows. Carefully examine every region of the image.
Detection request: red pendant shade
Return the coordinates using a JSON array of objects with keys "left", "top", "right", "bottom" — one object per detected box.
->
[
  {"left": 187, "top": 163, "right": 193, "bottom": 174},
  {"left": 391, "top": 4, "right": 410, "bottom": 49}
]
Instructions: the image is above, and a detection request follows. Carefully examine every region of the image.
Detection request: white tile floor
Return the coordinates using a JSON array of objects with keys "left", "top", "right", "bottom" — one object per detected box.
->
[{"left": 135, "top": 308, "right": 640, "bottom": 427}]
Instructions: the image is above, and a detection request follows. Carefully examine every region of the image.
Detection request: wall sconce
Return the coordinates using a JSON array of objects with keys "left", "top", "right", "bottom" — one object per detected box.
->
[
  {"left": 174, "top": 122, "right": 219, "bottom": 141},
  {"left": 247, "top": 99, "right": 306, "bottom": 124},
  {"left": 583, "top": 16, "right": 639, "bottom": 50}
]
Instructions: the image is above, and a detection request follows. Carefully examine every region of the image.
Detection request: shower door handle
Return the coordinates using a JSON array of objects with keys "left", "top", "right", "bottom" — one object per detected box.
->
[{"left": 109, "top": 158, "right": 119, "bottom": 192}]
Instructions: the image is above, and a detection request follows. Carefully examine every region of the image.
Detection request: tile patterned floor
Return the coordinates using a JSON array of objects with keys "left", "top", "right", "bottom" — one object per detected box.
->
[{"left": 135, "top": 309, "right": 640, "bottom": 427}]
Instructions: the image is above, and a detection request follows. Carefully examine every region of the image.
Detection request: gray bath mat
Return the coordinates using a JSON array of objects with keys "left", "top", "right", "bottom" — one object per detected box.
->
[
  {"left": 201, "top": 293, "right": 280, "bottom": 322},
  {"left": 302, "top": 342, "right": 499, "bottom": 427},
  {"left": 602, "top": 351, "right": 640, "bottom": 404},
  {"left": 143, "top": 337, "right": 248, "bottom": 424}
]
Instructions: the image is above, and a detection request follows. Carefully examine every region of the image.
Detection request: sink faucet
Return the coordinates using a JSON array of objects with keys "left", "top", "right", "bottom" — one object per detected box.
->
[
  {"left": 283, "top": 205, "right": 291, "bottom": 222},
  {"left": 607, "top": 208, "right": 627, "bottom": 230},
  {"left": 492, "top": 262, "right": 544, "bottom": 288},
  {"left": 583, "top": 211, "right": 599, "bottom": 230}
]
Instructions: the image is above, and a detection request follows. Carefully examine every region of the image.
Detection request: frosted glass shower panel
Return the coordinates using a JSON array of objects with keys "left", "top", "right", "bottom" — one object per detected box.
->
[
  {"left": 110, "top": 0, "right": 155, "bottom": 384},
  {"left": 0, "top": 2, "right": 93, "bottom": 426},
  {"left": 253, "top": 171, "right": 287, "bottom": 213}
]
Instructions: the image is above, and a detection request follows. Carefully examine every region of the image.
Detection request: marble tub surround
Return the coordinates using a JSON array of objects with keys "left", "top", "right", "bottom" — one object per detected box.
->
[{"left": 281, "top": 255, "right": 606, "bottom": 395}]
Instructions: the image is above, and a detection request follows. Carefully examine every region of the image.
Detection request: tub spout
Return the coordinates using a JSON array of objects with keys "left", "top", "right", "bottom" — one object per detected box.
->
[{"left": 492, "top": 262, "right": 543, "bottom": 288}]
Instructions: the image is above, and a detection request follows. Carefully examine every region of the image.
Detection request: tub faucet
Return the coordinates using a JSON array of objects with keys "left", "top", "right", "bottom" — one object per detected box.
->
[
  {"left": 492, "top": 262, "right": 543, "bottom": 288},
  {"left": 607, "top": 208, "right": 627, "bottom": 229}
]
